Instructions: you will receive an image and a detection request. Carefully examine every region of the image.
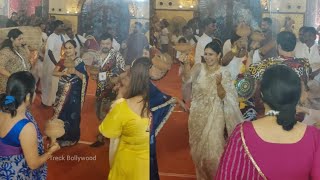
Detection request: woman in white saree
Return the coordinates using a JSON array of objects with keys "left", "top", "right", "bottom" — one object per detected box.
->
[{"left": 179, "top": 39, "right": 244, "bottom": 179}]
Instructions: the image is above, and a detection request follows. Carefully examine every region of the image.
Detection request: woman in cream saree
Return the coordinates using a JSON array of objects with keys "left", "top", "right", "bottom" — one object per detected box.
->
[{"left": 180, "top": 40, "right": 243, "bottom": 179}]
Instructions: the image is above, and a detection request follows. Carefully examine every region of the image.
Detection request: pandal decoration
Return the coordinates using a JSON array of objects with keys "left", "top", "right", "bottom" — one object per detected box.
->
[{"left": 44, "top": 118, "right": 65, "bottom": 146}]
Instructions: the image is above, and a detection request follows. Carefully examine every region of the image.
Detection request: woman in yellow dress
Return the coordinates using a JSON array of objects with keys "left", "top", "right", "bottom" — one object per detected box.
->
[{"left": 99, "top": 57, "right": 150, "bottom": 180}]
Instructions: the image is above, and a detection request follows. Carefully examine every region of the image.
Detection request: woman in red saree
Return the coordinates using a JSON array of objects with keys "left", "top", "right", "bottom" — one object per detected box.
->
[{"left": 215, "top": 65, "right": 320, "bottom": 179}]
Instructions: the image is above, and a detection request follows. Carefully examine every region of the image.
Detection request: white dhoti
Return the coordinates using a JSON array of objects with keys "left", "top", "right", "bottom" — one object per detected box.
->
[
  {"left": 31, "top": 58, "right": 43, "bottom": 90},
  {"left": 41, "top": 57, "right": 58, "bottom": 106},
  {"left": 40, "top": 33, "right": 67, "bottom": 106}
]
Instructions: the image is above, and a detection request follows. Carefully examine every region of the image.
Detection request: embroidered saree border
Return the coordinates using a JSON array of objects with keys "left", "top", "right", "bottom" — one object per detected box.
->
[{"left": 240, "top": 123, "right": 267, "bottom": 180}]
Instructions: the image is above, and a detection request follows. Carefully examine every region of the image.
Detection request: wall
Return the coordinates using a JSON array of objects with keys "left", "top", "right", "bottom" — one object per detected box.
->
[
  {"left": 0, "top": 0, "right": 8, "bottom": 16},
  {"left": 262, "top": 0, "right": 307, "bottom": 36},
  {"left": 262, "top": 13, "right": 304, "bottom": 36},
  {"left": 52, "top": 14, "right": 79, "bottom": 33},
  {"left": 49, "top": 0, "right": 80, "bottom": 15},
  {"left": 154, "top": 0, "right": 195, "bottom": 22},
  {"left": 262, "top": 0, "right": 306, "bottom": 13},
  {"left": 6, "top": 0, "right": 41, "bottom": 16},
  {"left": 49, "top": 0, "right": 80, "bottom": 32},
  {"left": 156, "top": 10, "right": 193, "bottom": 22}
]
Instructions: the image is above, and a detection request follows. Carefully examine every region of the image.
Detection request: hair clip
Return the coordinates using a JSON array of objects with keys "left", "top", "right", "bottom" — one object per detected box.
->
[
  {"left": 265, "top": 110, "right": 280, "bottom": 116},
  {"left": 4, "top": 95, "right": 15, "bottom": 105}
]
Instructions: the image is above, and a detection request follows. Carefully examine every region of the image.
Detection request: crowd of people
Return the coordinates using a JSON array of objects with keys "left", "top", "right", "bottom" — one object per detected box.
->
[
  {"left": 0, "top": 6, "right": 320, "bottom": 180},
  {"left": 149, "top": 11, "right": 320, "bottom": 179}
]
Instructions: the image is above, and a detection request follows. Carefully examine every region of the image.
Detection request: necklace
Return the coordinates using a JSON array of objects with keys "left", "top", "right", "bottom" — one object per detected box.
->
[
  {"left": 206, "top": 64, "right": 220, "bottom": 73},
  {"left": 14, "top": 50, "right": 27, "bottom": 70}
]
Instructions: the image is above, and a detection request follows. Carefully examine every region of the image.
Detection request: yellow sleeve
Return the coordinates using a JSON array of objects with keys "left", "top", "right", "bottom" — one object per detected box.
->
[{"left": 99, "top": 99, "right": 124, "bottom": 138}]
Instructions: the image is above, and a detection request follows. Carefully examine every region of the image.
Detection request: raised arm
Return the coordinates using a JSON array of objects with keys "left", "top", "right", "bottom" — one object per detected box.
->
[
  {"left": 179, "top": 54, "right": 201, "bottom": 84},
  {"left": 52, "top": 65, "right": 67, "bottom": 77}
]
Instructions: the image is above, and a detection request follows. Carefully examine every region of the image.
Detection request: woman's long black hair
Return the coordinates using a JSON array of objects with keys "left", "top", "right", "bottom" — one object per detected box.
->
[{"left": 0, "top": 71, "right": 36, "bottom": 117}]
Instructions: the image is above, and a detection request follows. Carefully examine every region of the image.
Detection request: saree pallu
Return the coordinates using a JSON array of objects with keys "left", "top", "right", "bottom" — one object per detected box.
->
[
  {"left": 149, "top": 81, "right": 176, "bottom": 180},
  {"left": 54, "top": 59, "right": 88, "bottom": 142},
  {"left": 215, "top": 123, "right": 266, "bottom": 180}
]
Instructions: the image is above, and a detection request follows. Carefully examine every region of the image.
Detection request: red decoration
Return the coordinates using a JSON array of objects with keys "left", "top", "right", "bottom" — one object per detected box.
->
[{"left": 9, "top": 0, "right": 41, "bottom": 16}]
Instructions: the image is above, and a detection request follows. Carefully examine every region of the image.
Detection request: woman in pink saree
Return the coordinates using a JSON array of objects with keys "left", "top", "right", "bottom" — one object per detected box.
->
[{"left": 215, "top": 65, "right": 320, "bottom": 179}]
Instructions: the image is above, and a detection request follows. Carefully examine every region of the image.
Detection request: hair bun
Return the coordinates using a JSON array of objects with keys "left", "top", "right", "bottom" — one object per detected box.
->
[
  {"left": 276, "top": 104, "right": 297, "bottom": 131},
  {"left": 4, "top": 95, "right": 15, "bottom": 105}
]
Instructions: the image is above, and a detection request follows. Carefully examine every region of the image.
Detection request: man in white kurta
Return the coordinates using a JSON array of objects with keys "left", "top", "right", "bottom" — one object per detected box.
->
[
  {"left": 31, "top": 22, "right": 48, "bottom": 92},
  {"left": 194, "top": 17, "right": 216, "bottom": 64},
  {"left": 41, "top": 20, "right": 69, "bottom": 106},
  {"left": 295, "top": 27, "right": 320, "bottom": 80},
  {"left": 295, "top": 27, "right": 320, "bottom": 109},
  {"left": 176, "top": 26, "right": 200, "bottom": 59}
]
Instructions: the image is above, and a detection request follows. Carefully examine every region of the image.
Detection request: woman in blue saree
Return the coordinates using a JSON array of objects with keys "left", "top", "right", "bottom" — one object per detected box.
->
[
  {"left": 149, "top": 53, "right": 187, "bottom": 180},
  {"left": 52, "top": 40, "right": 88, "bottom": 147},
  {"left": 150, "top": 82, "right": 177, "bottom": 180}
]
